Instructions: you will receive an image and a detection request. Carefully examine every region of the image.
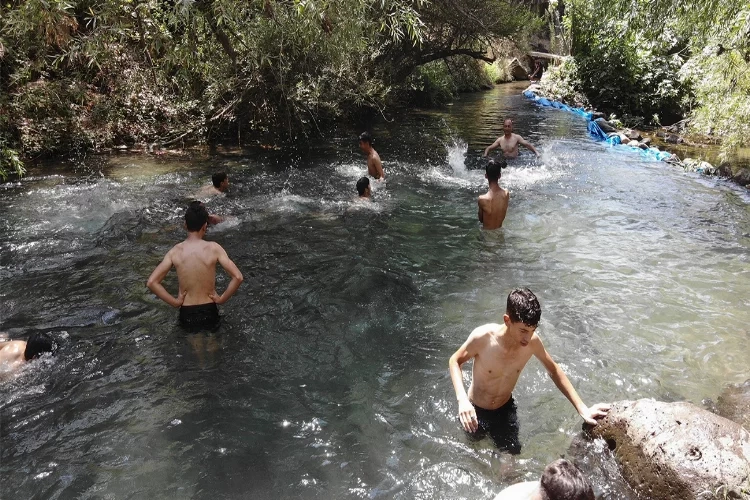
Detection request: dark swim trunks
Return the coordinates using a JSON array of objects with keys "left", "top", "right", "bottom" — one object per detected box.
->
[
  {"left": 179, "top": 303, "right": 220, "bottom": 329},
  {"left": 468, "top": 397, "right": 522, "bottom": 454}
]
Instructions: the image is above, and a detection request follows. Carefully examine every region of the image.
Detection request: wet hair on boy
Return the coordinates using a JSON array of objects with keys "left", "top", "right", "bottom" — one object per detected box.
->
[
  {"left": 358, "top": 132, "right": 373, "bottom": 145},
  {"left": 24, "top": 332, "right": 56, "bottom": 361},
  {"left": 185, "top": 201, "right": 209, "bottom": 232},
  {"left": 540, "top": 459, "right": 595, "bottom": 500},
  {"left": 486, "top": 159, "right": 507, "bottom": 182},
  {"left": 356, "top": 177, "right": 370, "bottom": 196},
  {"left": 506, "top": 287, "right": 542, "bottom": 327},
  {"left": 212, "top": 172, "right": 228, "bottom": 188}
]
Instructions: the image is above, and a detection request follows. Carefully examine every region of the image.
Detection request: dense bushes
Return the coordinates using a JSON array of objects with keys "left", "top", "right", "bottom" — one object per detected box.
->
[
  {"left": 0, "top": 0, "right": 540, "bottom": 178},
  {"left": 548, "top": 0, "right": 750, "bottom": 155}
]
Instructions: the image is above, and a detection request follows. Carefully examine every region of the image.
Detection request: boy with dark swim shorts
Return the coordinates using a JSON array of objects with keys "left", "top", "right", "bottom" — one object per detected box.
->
[
  {"left": 147, "top": 201, "right": 243, "bottom": 329},
  {"left": 449, "top": 288, "right": 609, "bottom": 453}
]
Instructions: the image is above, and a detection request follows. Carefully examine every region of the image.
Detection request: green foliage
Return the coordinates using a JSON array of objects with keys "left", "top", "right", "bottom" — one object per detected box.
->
[
  {"left": 0, "top": 141, "right": 26, "bottom": 182},
  {"left": 537, "top": 57, "right": 588, "bottom": 107},
  {"left": 0, "top": 0, "right": 540, "bottom": 162},
  {"left": 565, "top": 0, "right": 685, "bottom": 123},
  {"left": 555, "top": 0, "right": 750, "bottom": 152}
]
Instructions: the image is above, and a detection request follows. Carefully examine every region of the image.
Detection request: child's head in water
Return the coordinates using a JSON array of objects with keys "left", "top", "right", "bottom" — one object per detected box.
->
[
  {"left": 24, "top": 332, "right": 56, "bottom": 361},
  {"left": 540, "top": 459, "right": 594, "bottom": 500},
  {"left": 356, "top": 177, "right": 371, "bottom": 198},
  {"left": 504, "top": 288, "right": 541, "bottom": 347}
]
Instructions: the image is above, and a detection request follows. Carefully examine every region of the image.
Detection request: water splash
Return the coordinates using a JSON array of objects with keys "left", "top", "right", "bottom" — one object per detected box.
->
[{"left": 446, "top": 138, "right": 470, "bottom": 179}]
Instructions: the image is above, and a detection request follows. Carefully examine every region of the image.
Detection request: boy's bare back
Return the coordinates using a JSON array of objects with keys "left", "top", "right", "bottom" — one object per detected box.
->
[
  {"left": 478, "top": 187, "right": 509, "bottom": 230},
  {"left": 169, "top": 239, "right": 224, "bottom": 306}
]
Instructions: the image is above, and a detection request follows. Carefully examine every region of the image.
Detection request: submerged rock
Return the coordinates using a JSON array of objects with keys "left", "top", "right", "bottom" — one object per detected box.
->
[
  {"left": 733, "top": 168, "right": 750, "bottom": 187},
  {"left": 591, "top": 399, "right": 750, "bottom": 500},
  {"left": 716, "top": 380, "right": 750, "bottom": 430}
]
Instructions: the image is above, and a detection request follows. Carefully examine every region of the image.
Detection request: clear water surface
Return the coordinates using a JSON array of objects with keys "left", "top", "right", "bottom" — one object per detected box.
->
[{"left": 1, "top": 82, "right": 749, "bottom": 499}]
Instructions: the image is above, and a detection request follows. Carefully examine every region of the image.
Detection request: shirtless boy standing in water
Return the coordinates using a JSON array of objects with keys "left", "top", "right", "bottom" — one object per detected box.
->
[
  {"left": 449, "top": 288, "right": 609, "bottom": 453},
  {"left": 484, "top": 118, "right": 539, "bottom": 158},
  {"left": 478, "top": 159, "right": 509, "bottom": 230},
  {"left": 359, "top": 132, "right": 385, "bottom": 180},
  {"left": 147, "top": 201, "right": 243, "bottom": 328}
]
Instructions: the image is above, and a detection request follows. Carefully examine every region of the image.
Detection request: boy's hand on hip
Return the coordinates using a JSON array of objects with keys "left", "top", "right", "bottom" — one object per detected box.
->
[
  {"left": 582, "top": 403, "right": 611, "bottom": 425},
  {"left": 458, "top": 398, "right": 479, "bottom": 433}
]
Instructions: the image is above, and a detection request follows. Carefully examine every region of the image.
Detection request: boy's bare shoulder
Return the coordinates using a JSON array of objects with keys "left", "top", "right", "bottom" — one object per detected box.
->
[{"left": 471, "top": 323, "right": 502, "bottom": 339}]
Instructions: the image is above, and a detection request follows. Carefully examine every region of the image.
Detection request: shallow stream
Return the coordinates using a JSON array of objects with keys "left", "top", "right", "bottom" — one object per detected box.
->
[{"left": 1, "top": 82, "right": 749, "bottom": 499}]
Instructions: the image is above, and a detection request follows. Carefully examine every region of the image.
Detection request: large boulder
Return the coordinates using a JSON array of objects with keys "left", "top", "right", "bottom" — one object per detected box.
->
[
  {"left": 716, "top": 380, "right": 750, "bottom": 430},
  {"left": 591, "top": 399, "right": 750, "bottom": 499},
  {"left": 508, "top": 58, "right": 529, "bottom": 81}
]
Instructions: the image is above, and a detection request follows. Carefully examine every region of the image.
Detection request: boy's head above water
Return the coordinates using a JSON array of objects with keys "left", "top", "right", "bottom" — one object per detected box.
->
[
  {"left": 504, "top": 288, "right": 541, "bottom": 346},
  {"left": 24, "top": 332, "right": 56, "bottom": 361}
]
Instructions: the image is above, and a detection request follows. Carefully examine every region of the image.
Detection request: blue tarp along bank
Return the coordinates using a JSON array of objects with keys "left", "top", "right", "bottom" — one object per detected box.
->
[{"left": 522, "top": 89, "right": 673, "bottom": 162}]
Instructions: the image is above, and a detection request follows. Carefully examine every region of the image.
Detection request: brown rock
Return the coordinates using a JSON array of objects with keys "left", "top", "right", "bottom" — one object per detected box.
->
[
  {"left": 507, "top": 58, "right": 529, "bottom": 81},
  {"left": 590, "top": 399, "right": 750, "bottom": 500},
  {"left": 626, "top": 130, "right": 642, "bottom": 141}
]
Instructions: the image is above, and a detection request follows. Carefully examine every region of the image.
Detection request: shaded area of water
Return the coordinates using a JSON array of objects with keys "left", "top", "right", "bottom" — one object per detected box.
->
[{"left": 2, "top": 82, "right": 749, "bottom": 499}]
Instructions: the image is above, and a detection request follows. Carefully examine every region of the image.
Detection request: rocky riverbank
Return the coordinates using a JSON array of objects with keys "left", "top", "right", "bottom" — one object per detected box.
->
[{"left": 523, "top": 83, "right": 750, "bottom": 190}]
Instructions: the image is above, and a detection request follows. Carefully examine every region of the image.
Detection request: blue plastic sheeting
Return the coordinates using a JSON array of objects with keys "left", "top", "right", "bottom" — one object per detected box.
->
[
  {"left": 587, "top": 120, "right": 609, "bottom": 141},
  {"left": 523, "top": 89, "right": 670, "bottom": 162}
]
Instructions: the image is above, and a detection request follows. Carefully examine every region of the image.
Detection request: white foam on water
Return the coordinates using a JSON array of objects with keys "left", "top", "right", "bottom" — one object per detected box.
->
[
  {"left": 335, "top": 163, "right": 367, "bottom": 180},
  {"left": 425, "top": 138, "right": 485, "bottom": 189}
]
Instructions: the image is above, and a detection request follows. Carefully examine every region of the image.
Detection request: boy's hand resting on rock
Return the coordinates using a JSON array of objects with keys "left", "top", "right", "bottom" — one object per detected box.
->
[{"left": 581, "top": 403, "right": 611, "bottom": 425}]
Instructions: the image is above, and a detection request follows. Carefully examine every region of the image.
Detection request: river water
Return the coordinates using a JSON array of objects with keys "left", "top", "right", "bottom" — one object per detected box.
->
[{"left": 1, "top": 82, "right": 749, "bottom": 499}]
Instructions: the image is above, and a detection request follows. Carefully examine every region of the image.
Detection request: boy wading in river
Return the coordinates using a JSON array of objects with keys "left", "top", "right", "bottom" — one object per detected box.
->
[
  {"left": 147, "top": 201, "right": 243, "bottom": 329},
  {"left": 449, "top": 288, "right": 609, "bottom": 453},
  {"left": 478, "top": 159, "right": 509, "bottom": 230}
]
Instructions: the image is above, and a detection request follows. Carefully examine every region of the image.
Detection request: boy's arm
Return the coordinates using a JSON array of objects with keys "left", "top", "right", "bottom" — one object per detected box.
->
[
  {"left": 531, "top": 335, "right": 609, "bottom": 425},
  {"left": 518, "top": 136, "right": 539, "bottom": 156},
  {"left": 146, "top": 252, "right": 186, "bottom": 308},
  {"left": 449, "top": 329, "right": 483, "bottom": 432},
  {"left": 477, "top": 198, "right": 485, "bottom": 223},
  {"left": 209, "top": 244, "right": 244, "bottom": 305},
  {"left": 370, "top": 156, "right": 385, "bottom": 180},
  {"left": 483, "top": 138, "right": 501, "bottom": 157}
]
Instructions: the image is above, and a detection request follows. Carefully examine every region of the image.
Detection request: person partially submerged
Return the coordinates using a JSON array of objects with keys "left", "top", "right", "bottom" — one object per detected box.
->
[
  {"left": 493, "top": 459, "right": 595, "bottom": 500},
  {"left": 0, "top": 332, "right": 57, "bottom": 372},
  {"left": 195, "top": 172, "right": 230, "bottom": 224},
  {"left": 147, "top": 201, "right": 243, "bottom": 329},
  {"left": 358, "top": 132, "right": 385, "bottom": 180},
  {"left": 478, "top": 159, "right": 509, "bottom": 230},
  {"left": 356, "top": 177, "right": 372, "bottom": 200},
  {"left": 484, "top": 118, "right": 539, "bottom": 158},
  {"left": 197, "top": 172, "right": 230, "bottom": 198},
  {"left": 449, "top": 288, "right": 609, "bottom": 453}
]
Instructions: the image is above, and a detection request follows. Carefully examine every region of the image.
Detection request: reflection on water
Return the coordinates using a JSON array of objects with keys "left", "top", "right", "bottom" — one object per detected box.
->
[{"left": 1, "top": 82, "right": 749, "bottom": 499}]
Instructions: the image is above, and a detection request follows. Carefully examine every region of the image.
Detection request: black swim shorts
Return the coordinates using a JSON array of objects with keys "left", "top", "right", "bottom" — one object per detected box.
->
[
  {"left": 468, "top": 397, "right": 522, "bottom": 454},
  {"left": 179, "top": 303, "right": 220, "bottom": 329}
]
